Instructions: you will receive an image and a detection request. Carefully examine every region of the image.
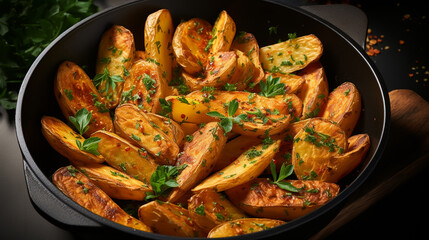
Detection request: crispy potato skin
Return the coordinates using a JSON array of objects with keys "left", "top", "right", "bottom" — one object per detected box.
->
[
  {"left": 121, "top": 59, "right": 168, "bottom": 113},
  {"left": 207, "top": 218, "right": 285, "bottom": 238},
  {"left": 138, "top": 201, "right": 205, "bottom": 237},
  {"left": 226, "top": 178, "right": 339, "bottom": 220},
  {"left": 260, "top": 34, "right": 323, "bottom": 74},
  {"left": 134, "top": 51, "right": 146, "bottom": 61},
  {"left": 173, "top": 18, "right": 212, "bottom": 74},
  {"left": 192, "top": 140, "right": 280, "bottom": 192},
  {"left": 96, "top": 25, "right": 135, "bottom": 109},
  {"left": 292, "top": 119, "right": 347, "bottom": 182},
  {"left": 41, "top": 116, "right": 104, "bottom": 164},
  {"left": 52, "top": 166, "right": 151, "bottom": 232},
  {"left": 75, "top": 163, "right": 151, "bottom": 201},
  {"left": 114, "top": 104, "right": 179, "bottom": 165},
  {"left": 297, "top": 61, "right": 329, "bottom": 119},
  {"left": 279, "top": 93, "right": 303, "bottom": 119},
  {"left": 185, "top": 90, "right": 292, "bottom": 136},
  {"left": 230, "top": 49, "right": 255, "bottom": 90},
  {"left": 182, "top": 51, "right": 237, "bottom": 91},
  {"left": 167, "top": 122, "right": 227, "bottom": 202},
  {"left": 325, "top": 134, "right": 370, "bottom": 182},
  {"left": 90, "top": 130, "right": 158, "bottom": 184},
  {"left": 232, "top": 32, "right": 265, "bottom": 88},
  {"left": 188, "top": 189, "right": 247, "bottom": 232},
  {"left": 209, "top": 10, "right": 236, "bottom": 56},
  {"left": 146, "top": 113, "right": 185, "bottom": 147},
  {"left": 166, "top": 95, "right": 215, "bottom": 123},
  {"left": 264, "top": 72, "right": 305, "bottom": 94},
  {"left": 54, "top": 61, "right": 113, "bottom": 137},
  {"left": 144, "top": 9, "right": 174, "bottom": 83},
  {"left": 214, "top": 135, "right": 261, "bottom": 171},
  {"left": 320, "top": 82, "right": 361, "bottom": 137}
]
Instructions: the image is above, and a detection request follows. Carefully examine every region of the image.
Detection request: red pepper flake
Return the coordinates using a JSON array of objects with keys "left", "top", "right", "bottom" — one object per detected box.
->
[
  {"left": 181, "top": 114, "right": 186, "bottom": 119},
  {"left": 116, "top": 142, "right": 121, "bottom": 147},
  {"left": 409, "top": 73, "right": 414, "bottom": 77},
  {"left": 125, "top": 147, "right": 131, "bottom": 152},
  {"left": 399, "top": 40, "right": 405, "bottom": 45}
]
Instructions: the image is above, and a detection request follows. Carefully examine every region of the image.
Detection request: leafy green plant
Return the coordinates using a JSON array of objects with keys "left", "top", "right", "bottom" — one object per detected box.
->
[
  {"left": 206, "top": 99, "right": 247, "bottom": 133},
  {"left": 69, "top": 107, "right": 92, "bottom": 135},
  {"left": 258, "top": 75, "right": 286, "bottom": 98},
  {"left": 0, "top": 0, "right": 98, "bottom": 109},
  {"left": 144, "top": 164, "right": 187, "bottom": 201},
  {"left": 269, "top": 161, "right": 299, "bottom": 192}
]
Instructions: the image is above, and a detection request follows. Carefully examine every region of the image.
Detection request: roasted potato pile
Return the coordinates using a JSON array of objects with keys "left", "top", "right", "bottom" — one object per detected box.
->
[{"left": 42, "top": 8, "right": 370, "bottom": 238}]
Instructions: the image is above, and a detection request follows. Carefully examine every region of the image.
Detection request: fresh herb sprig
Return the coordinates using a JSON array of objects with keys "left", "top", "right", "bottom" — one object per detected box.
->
[
  {"left": 93, "top": 67, "right": 124, "bottom": 94},
  {"left": 0, "top": 0, "right": 98, "bottom": 109},
  {"left": 76, "top": 137, "right": 101, "bottom": 155},
  {"left": 269, "top": 161, "right": 299, "bottom": 192},
  {"left": 69, "top": 108, "right": 92, "bottom": 135},
  {"left": 144, "top": 164, "right": 187, "bottom": 201},
  {"left": 206, "top": 99, "right": 247, "bottom": 133},
  {"left": 259, "top": 75, "right": 285, "bottom": 98}
]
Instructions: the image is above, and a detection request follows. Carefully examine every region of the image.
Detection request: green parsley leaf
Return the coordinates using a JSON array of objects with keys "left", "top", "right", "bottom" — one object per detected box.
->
[
  {"left": 93, "top": 67, "right": 124, "bottom": 94},
  {"left": 195, "top": 204, "right": 206, "bottom": 216},
  {"left": 69, "top": 108, "right": 92, "bottom": 135},
  {"left": 258, "top": 75, "right": 285, "bottom": 98},
  {"left": 76, "top": 137, "right": 101, "bottom": 155},
  {"left": 269, "top": 161, "right": 299, "bottom": 192},
  {"left": 145, "top": 165, "right": 185, "bottom": 201}
]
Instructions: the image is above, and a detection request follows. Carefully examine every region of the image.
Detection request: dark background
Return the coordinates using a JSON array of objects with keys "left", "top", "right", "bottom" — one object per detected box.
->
[{"left": 1, "top": 0, "right": 428, "bottom": 239}]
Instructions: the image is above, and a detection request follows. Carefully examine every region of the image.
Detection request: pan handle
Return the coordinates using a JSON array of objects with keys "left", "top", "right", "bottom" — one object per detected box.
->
[
  {"left": 300, "top": 4, "right": 368, "bottom": 49},
  {"left": 23, "top": 160, "right": 102, "bottom": 228}
]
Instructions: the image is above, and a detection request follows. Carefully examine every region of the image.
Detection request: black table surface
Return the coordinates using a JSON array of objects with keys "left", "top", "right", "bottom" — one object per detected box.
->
[{"left": 1, "top": 0, "right": 428, "bottom": 239}]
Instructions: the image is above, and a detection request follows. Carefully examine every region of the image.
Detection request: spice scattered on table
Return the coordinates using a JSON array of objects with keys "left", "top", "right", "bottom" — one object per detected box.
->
[{"left": 366, "top": 28, "right": 385, "bottom": 56}]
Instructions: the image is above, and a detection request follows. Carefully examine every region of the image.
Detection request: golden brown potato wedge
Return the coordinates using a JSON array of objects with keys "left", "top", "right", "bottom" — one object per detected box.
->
[
  {"left": 138, "top": 201, "right": 205, "bottom": 237},
  {"left": 265, "top": 72, "right": 305, "bottom": 94},
  {"left": 114, "top": 103, "right": 179, "bottom": 165},
  {"left": 297, "top": 61, "right": 329, "bottom": 119},
  {"left": 182, "top": 51, "right": 237, "bottom": 91},
  {"left": 260, "top": 34, "right": 323, "bottom": 74},
  {"left": 231, "top": 32, "right": 265, "bottom": 88},
  {"left": 41, "top": 116, "right": 104, "bottom": 164},
  {"left": 229, "top": 49, "right": 255, "bottom": 91},
  {"left": 192, "top": 140, "right": 280, "bottom": 192},
  {"left": 292, "top": 118, "right": 347, "bottom": 182},
  {"left": 322, "top": 133, "right": 370, "bottom": 182},
  {"left": 144, "top": 9, "right": 174, "bottom": 83},
  {"left": 166, "top": 95, "right": 214, "bottom": 123},
  {"left": 121, "top": 59, "right": 169, "bottom": 113},
  {"left": 173, "top": 18, "right": 212, "bottom": 74},
  {"left": 320, "top": 82, "right": 361, "bottom": 137},
  {"left": 75, "top": 163, "right": 151, "bottom": 201},
  {"left": 185, "top": 90, "right": 292, "bottom": 136},
  {"left": 134, "top": 50, "right": 146, "bottom": 61},
  {"left": 52, "top": 165, "right": 151, "bottom": 232},
  {"left": 207, "top": 218, "right": 285, "bottom": 238},
  {"left": 226, "top": 178, "right": 339, "bottom": 220},
  {"left": 213, "top": 135, "right": 261, "bottom": 171},
  {"left": 167, "top": 122, "right": 227, "bottom": 202},
  {"left": 95, "top": 25, "right": 135, "bottom": 109},
  {"left": 146, "top": 113, "right": 185, "bottom": 147},
  {"left": 180, "top": 122, "right": 200, "bottom": 136},
  {"left": 208, "top": 10, "right": 236, "bottom": 56},
  {"left": 279, "top": 93, "right": 303, "bottom": 120},
  {"left": 54, "top": 61, "right": 114, "bottom": 137},
  {"left": 90, "top": 130, "right": 158, "bottom": 185},
  {"left": 188, "top": 189, "right": 247, "bottom": 232}
]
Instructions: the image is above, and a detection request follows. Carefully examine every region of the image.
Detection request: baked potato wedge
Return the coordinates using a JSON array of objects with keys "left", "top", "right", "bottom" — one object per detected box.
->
[
  {"left": 76, "top": 163, "right": 151, "bottom": 201},
  {"left": 167, "top": 122, "right": 227, "bottom": 202},
  {"left": 144, "top": 9, "right": 174, "bottom": 83},
  {"left": 41, "top": 116, "right": 104, "bottom": 164},
  {"left": 265, "top": 72, "right": 305, "bottom": 94},
  {"left": 138, "top": 201, "right": 205, "bottom": 237},
  {"left": 229, "top": 49, "right": 256, "bottom": 91},
  {"left": 226, "top": 178, "right": 339, "bottom": 220},
  {"left": 95, "top": 25, "right": 135, "bottom": 109},
  {"left": 297, "top": 61, "right": 329, "bottom": 119},
  {"left": 166, "top": 95, "right": 214, "bottom": 123},
  {"left": 208, "top": 10, "right": 236, "bottom": 56},
  {"left": 114, "top": 103, "right": 179, "bottom": 165},
  {"left": 134, "top": 50, "right": 146, "bottom": 61},
  {"left": 54, "top": 61, "right": 114, "bottom": 137},
  {"left": 213, "top": 135, "right": 261, "bottom": 171},
  {"left": 182, "top": 51, "right": 237, "bottom": 91},
  {"left": 260, "top": 34, "right": 323, "bottom": 74},
  {"left": 320, "top": 82, "right": 361, "bottom": 137},
  {"left": 231, "top": 32, "right": 265, "bottom": 88},
  {"left": 180, "top": 122, "right": 200, "bottom": 136},
  {"left": 52, "top": 165, "right": 151, "bottom": 232},
  {"left": 280, "top": 93, "right": 303, "bottom": 120},
  {"left": 292, "top": 118, "right": 347, "bottom": 182},
  {"left": 323, "top": 133, "right": 370, "bottom": 182},
  {"left": 185, "top": 90, "right": 292, "bottom": 136},
  {"left": 121, "top": 59, "right": 169, "bottom": 113},
  {"left": 207, "top": 218, "right": 285, "bottom": 238},
  {"left": 91, "top": 130, "right": 158, "bottom": 184},
  {"left": 192, "top": 140, "right": 280, "bottom": 192},
  {"left": 172, "top": 18, "right": 212, "bottom": 74},
  {"left": 146, "top": 113, "right": 185, "bottom": 146},
  {"left": 188, "top": 189, "right": 247, "bottom": 232}
]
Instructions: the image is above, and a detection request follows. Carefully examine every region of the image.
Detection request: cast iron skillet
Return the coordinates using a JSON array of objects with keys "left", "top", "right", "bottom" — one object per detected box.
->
[{"left": 15, "top": 0, "right": 390, "bottom": 239}]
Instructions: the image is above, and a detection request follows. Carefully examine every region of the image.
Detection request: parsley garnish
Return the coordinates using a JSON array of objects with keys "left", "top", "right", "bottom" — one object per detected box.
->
[
  {"left": 269, "top": 161, "right": 299, "bottom": 192},
  {"left": 144, "top": 165, "right": 187, "bottom": 201},
  {"left": 258, "top": 75, "right": 285, "bottom": 98},
  {"left": 93, "top": 67, "right": 124, "bottom": 94},
  {"left": 76, "top": 137, "right": 101, "bottom": 155},
  {"left": 159, "top": 98, "right": 172, "bottom": 117},
  {"left": 195, "top": 204, "right": 205, "bottom": 216},
  {"left": 206, "top": 99, "right": 247, "bottom": 133},
  {"left": 64, "top": 89, "right": 73, "bottom": 100},
  {"left": 205, "top": 36, "right": 217, "bottom": 52},
  {"left": 69, "top": 108, "right": 92, "bottom": 135}
]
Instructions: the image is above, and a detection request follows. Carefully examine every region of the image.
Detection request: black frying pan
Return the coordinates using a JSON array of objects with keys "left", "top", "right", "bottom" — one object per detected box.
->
[{"left": 15, "top": 0, "right": 390, "bottom": 239}]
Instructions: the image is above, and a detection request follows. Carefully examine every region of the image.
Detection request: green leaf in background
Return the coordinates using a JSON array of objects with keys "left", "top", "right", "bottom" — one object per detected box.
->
[{"left": 0, "top": 0, "right": 98, "bottom": 110}]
